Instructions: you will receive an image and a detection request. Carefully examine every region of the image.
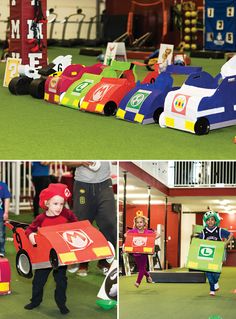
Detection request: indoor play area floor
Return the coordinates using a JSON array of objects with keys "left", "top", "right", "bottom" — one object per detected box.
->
[
  {"left": 119, "top": 268, "right": 236, "bottom": 319},
  {"left": 0, "top": 47, "right": 234, "bottom": 159}
]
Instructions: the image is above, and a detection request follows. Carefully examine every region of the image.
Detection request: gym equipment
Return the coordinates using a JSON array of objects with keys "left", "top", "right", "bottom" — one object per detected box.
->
[
  {"left": 0, "top": 258, "right": 11, "bottom": 295},
  {"left": 47, "top": 8, "right": 59, "bottom": 46},
  {"left": 150, "top": 270, "right": 206, "bottom": 283},
  {"left": 114, "top": 0, "right": 166, "bottom": 49}
]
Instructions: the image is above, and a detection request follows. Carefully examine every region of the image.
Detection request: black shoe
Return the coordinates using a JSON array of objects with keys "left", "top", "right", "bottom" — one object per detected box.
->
[
  {"left": 24, "top": 303, "right": 40, "bottom": 310},
  {"left": 59, "top": 305, "right": 70, "bottom": 314}
]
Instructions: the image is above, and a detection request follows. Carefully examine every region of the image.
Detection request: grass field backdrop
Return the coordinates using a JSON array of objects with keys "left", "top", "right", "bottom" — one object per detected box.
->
[
  {"left": 2, "top": 213, "right": 116, "bottom": 319},
  {"left": 119, "top": 268, "right": 236, "bottom": 319},
  {"left": 0, "top": 47, "right": 235, "bottom": 159}
]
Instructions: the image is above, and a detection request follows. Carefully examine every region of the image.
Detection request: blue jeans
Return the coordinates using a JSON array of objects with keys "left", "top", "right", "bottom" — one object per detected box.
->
[
  {"left": 206, "top": 271, "right": 221, "bottom": 291},
  {"left": 0, "top": 218, "right": 6, "bottom": 255}
]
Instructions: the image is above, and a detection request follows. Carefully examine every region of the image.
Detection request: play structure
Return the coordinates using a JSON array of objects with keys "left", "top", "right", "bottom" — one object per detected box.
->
[
  {"left": 9, "top": 0, "right": 47, "bottom": 67},
  {"left": 159, "top": 55, "right": 236, "bottom": 134},
  {"left": 6, "top": 220, "right": 114, "bottom": 279}
]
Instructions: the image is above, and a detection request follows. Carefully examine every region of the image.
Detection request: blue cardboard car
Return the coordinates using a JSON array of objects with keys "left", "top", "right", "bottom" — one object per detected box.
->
[
  {"left": 116, "top": 72, "right": 175, "bottom": 124},
  {"left": 159, "top": 56, "right": 236, "bottom": 135}
]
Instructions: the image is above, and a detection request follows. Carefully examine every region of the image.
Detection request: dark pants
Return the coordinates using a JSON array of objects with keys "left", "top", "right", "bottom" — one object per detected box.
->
[
  {"left": 73, "top": 179, "right": 117, "bottom": 248},
  {"left": 206, "top": 271, "right": 221, "bottom": 291},
  {"left": 134, "top": 255, "right": 149, "bottom": 284},
  {"left": 30, "top": 267, "right": 67, "bottom": 307},
  {"left": 32, "top": 176, "right": 51, "bottom": 216}
]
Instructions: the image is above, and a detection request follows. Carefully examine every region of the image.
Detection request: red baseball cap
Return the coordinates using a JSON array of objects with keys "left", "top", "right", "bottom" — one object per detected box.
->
[{"left": 39, "top": 183, "right": 71, "bottom": 210}]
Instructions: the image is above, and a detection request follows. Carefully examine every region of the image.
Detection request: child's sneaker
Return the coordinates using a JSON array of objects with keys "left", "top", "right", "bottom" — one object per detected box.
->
[
  {"left": 209, "top": 291, "right": 215, "bottom": 296},
  {"left": 147, "top": 276, "right": 153, "bottom": 283},
  {"left": 214, "top": 282, "right": 220, "bottom": 291},
  {"left": 134, "top": 282, "right": 140, "bottom": 288},
  {"left": 76, "top": 264, "right": 88, "bottom": 277}
]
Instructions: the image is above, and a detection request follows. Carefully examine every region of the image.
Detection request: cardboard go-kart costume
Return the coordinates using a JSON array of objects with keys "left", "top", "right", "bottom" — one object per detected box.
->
[
  {"left": 116, "top": 72, "right": 175, "bottom": 124},
  {"left": 6, "top": 220, "right": 114, "bottom": 279},
  {"left": 44, "top": 63, "right": 104, "bottom": 104},
  {"left": 159, "top": 55, "right": 236, "bottom": 135},
  {"left": 8, "top": 55, "right": 71, "bottom": 96},
  {"left": 187, "top": 212, "right": 225, "bottom": 273},
  {"left": 60, "top": 61, "right": 133, "bottom": 110},
  {"left": 0, "top": 258, "right": 11, "bottom": 295},
  {"left": 79, "top": 60, "right": 138, "bottom": 116},
  {"left": 124, "top": 231, "right": 156, "bottom": 254}
]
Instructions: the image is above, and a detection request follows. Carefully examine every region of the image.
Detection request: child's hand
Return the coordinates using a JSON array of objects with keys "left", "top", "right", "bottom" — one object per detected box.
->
[
  {"left": 3, "top": 212, "right": 8, "bottom": 221},
  {"left": 29, "top": 233, "right": 37, "bottom": 246}
]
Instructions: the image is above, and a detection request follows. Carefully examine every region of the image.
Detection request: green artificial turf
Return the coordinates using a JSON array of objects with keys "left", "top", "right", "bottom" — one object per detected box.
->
[
  {"left": 119, "top": 268, "right": 236, "bottom": 319},
  {"left": 0, "top": 47, "right": 235, "bottom": 159},
  {"left": 2, "top": 213, "right": 117, "bottom": 319}
]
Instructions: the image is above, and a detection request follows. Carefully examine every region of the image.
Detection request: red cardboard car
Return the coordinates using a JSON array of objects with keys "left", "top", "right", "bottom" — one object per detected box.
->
[
  {"left": 44, "top": 63, "right": 104, "bottom": 104},
  {"left": 80, "top": 67, "right": 136, "bottom": 116},
  {"left": 6, "top": 220, "right": 114, "bottom": 278},
  {"left": 124, "top": 232, "right": 156, "bottom": 254}
]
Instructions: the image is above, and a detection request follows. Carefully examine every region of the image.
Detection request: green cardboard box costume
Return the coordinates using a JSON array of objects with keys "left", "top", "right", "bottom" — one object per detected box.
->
[{"left": 187, "top": 238, "right": 225, "bottom": 273}]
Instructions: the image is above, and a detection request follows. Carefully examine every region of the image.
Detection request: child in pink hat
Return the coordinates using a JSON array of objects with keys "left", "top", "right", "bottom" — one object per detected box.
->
[{"left": 24, "top": 183, "right": 77, "bottom": 314}]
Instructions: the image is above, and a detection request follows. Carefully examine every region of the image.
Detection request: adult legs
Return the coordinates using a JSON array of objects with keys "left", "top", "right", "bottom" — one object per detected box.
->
[{"left": 32, "top": 176, "right": 51, "bottom": 217}]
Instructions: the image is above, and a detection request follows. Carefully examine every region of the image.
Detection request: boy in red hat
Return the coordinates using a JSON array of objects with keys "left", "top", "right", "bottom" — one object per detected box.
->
[{"left": 24, "top": 183, "right": 77, "bottom": 314}]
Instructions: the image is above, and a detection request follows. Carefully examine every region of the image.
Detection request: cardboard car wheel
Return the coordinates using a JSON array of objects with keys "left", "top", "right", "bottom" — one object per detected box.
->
[
  {"left": 29, "top": 78, "right": 46, "bottom": 99},
  {"left": 153, "top": 107, "right": 164, "bottom": 124},
  {"left": 104, "top": 101, "right": 117, "bottom": 116},
  {"left": 159, "top": 112, "right": 166, "bottom": 128},
  {"left": 16, "top": 249, "right": 33, "bottom": 278},
  {"left": 49, "top": 248, "right": 59, "bottom": 269},
  {"left": 8, "top": 76, "right": 32, "bottom": 95},
  {"left": 194, "top": 117, "right": 210, "bottom": 135},
  {"left": 104, "top": 268, "right": 117, "bottom": 300}
]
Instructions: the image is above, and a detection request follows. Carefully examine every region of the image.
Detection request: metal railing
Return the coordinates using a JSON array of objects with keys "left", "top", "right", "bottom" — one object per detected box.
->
[
  {"left": 172, "top": 161, "right": 236, "bottom": 187},
  {"left": 133, "top": 161, "right": 236, "bottom": 188}
]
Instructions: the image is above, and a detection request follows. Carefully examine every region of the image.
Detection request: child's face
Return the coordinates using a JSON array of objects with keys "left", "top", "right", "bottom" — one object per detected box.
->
[
  {"left": 135, "top": 217, "right": 146, "bottom": 230},
  {"left": 46, "top": 195, "right": 65, "bottom": 216},
  {"left": 206, "top": 216, "right": 216, "bottom": 227}
]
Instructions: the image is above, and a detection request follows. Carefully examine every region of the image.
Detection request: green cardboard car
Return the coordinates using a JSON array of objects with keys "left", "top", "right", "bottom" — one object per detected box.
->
[
  {"left": 60, "top": 61, "right": 134, "bottom": 110},
  {"left": 187, "top": 238, "right": 225, "bottom": 273}
]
